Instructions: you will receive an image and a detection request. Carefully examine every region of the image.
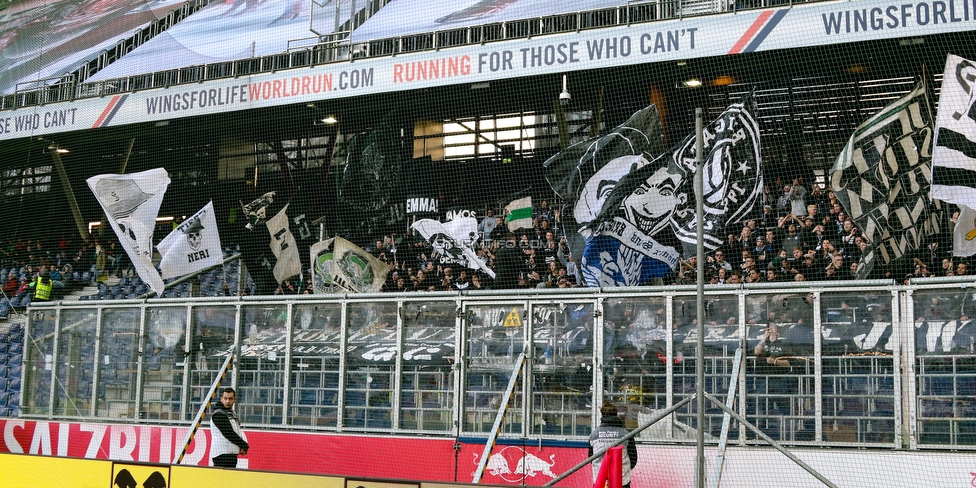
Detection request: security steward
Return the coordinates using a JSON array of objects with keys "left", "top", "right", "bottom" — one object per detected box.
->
[{"left": 28, "top": 270, "right": 54, "bottom": 301}]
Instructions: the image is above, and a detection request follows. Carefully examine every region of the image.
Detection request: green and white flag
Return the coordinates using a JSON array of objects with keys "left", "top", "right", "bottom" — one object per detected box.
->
[
  {"left": 311, "top": 237, "right": 390, "bottom": 293},
  {"left": 505, "top": 196, "right": 533, "bottom": 231}
]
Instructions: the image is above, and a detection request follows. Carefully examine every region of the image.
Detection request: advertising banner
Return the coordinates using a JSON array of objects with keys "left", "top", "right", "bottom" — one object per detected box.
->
[
  {"left": 2, "top": 0, "right": 974, "bottom": 141},
  {"left": 4, "top": 419, "right": 976, "bottom": 486}
]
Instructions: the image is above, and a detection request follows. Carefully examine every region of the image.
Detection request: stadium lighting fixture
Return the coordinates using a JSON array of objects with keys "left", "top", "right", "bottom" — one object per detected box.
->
[
  {"left": 682, "top": 78, "right": 702, "bottom": 88},
  {"left": 321, "top": 116, "right": 338, "bottom": 124},
  {"left": 45, "top": 144, "right": 69, "bottom": 154}
]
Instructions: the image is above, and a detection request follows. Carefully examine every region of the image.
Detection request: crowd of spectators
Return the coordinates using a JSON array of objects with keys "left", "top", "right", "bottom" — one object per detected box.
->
[
  {"left": 336, "top": 178, "right": 968, "bottom": 293},
  {"left": 669, "top": 177, "right": 966, "bottom": 286},
  {"left": 0, "top": 234, "right": 137, "bottom": 303},
  {"left": 4, "top": 176, "right": 971, "bottom": 299}
]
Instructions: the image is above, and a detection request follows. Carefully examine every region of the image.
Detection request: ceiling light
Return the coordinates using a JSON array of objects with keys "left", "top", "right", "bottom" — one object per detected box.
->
[
  {"left": 321, "top": 116, "right": 338, "bottom": 124},
  {"left": 682, "top": 78, "right": 702, "bottom": 88}
]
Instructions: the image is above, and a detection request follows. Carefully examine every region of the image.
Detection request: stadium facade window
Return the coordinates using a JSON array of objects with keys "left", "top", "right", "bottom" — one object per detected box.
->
[{"left": 1, "top": 165, "right": 52, "bottom": 197}]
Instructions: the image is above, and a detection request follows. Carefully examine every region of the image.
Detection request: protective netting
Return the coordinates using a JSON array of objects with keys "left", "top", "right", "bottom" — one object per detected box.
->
[{"left": 2, "top": 0, "right": 976, "bottom": 486}]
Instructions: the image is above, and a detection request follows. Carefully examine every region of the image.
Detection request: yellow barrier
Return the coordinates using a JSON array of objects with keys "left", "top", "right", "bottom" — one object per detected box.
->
[
  {"left": 0, "top": 453, "right": 512, "bottom": 488},
  {"left": 0, "top": 453, "right": 111, "bottom": 488}
]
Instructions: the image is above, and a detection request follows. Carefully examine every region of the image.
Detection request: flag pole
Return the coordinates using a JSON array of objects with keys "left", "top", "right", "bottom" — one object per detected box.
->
[{"left": 694, "top": 107, "right": 706, "bottom": 488}]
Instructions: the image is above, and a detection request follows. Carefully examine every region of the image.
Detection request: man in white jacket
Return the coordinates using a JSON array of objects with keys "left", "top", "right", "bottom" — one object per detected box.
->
[{"left": 210, "top": 388, "right": 249, "bottom": 468}]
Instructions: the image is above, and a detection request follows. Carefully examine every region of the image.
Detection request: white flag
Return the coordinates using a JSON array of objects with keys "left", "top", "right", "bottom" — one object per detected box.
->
[
  {"left": 158, "top": 201, "right": 223, "bottom": 279},
  {"left": 932, "top": 54, "right": 976, "bottom": 208},
  {"left": 310, "top": 236, "right": 390, "bottom": 293},
  {"left": 86, "top": 168, "right": 169, "bottom": 296},
  {"left": 266, "top": 204, "right": 302, "bottom": 283},
  {"left": 955, "top": 205, "right": 976, "bottom": 257},
  {"left": 412, "top": 218, "right": 495, "bottom": 278}
]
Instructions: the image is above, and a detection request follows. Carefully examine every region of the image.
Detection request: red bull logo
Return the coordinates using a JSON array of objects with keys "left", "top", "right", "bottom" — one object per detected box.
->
[{"left": 473, "top": 446, "right": 557, "bottom": 483}]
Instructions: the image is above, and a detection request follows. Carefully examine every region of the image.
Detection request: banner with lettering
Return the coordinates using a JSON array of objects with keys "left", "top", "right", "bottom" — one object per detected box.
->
[
  {"left": 411, "top": 217, "right": 495, "bottom": 278},
  {"left": 158, "top": 201, "right": 223, "bottom": 279},
  {"left": 831, "top": 84, "right": 939, "bottom": 264}
]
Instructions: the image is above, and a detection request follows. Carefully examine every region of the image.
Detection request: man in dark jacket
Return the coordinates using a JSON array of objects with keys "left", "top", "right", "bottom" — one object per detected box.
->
[
  {"left": 588, "top": 402, "right": 638, "bottom": 487},
  {"left": 209, "top": 387, "right": 249, "bottom": 468}
]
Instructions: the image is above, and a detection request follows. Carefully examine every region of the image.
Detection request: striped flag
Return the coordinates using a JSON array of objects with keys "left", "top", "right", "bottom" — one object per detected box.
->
[
  {"left": 932, "top": 54, "right": 976, "bottom": 209},
  {"left": 505, "top": 197, "right": 533, "bottom": 231}
]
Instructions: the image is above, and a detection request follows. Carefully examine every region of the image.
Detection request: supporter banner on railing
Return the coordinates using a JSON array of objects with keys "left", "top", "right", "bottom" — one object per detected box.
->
[{"left": 2, "top": 0, "right": 975, "bottom": 141}]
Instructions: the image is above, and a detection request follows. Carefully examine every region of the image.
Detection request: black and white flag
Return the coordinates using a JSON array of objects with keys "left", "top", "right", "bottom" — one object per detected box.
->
[
  {"left": 411, "top": 217, "right": 495, "bottom": 278},
  {"left": 831, "top": 84, "right": 938, "bottom": 264},
  {"left": 560, "top": 98, "right": 763, "bottom": 287},
  {"left": 932, "top": 54, "right": 976, "bottom": 209},
  {"left": 545, "top": 105, "right": 667, "bottom": 262},
  {"left": 158, "top": 201, "right": 223, "bottom": 279},
  {"left": 267, "top": 204, "right": 303, "bottom": 283},
  {"left": 87, "top": 169, "right": 169, "bottom": 296}
]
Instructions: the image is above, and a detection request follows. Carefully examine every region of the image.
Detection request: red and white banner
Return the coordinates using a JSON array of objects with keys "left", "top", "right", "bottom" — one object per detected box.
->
[{"left": 5, "top": 419, "right": 976, "bottom": 487}]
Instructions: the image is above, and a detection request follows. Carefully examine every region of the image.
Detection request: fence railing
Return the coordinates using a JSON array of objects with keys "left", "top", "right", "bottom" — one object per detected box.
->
[{"left": 16, "top": 278, "right": 976, "bottom": 450}]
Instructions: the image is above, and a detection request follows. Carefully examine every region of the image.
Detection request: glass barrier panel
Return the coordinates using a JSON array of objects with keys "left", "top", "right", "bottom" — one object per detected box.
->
[
  {"left": 912, "top": 288, "right": 976, "bottom": 445},
  {"left": 289, "top": 303, "right": 341, "bottom": 428},
  {"left": 531, "top": 301, "right": 594, "bottom": 437},
  {"left": 96, "top": 308, "right": 140, "bottom": 419},
  {"left": 238, "top": 305, "right": 287, "bottom": 425},
  {"left": 23, "top": 309, "right": 58, "bottom": 416},
  {"left": 189, "top": 306, "right": 237, "bottom": 419},
  {"left": 53, "top": 308, "right": 97, "bottom": 417},
  {"left": 142, "top": 306, "right": 189, "bottom": 421},
  {"left": 603, "top": 297, "right": 667, "bottom": 437},
  {"left": 464, "top": 303, "right": 525, "bottom": 435},
  {"left": 746, "top": 293, "right": 815, "bottom": 443},
  {"left": 821, "top": 291, "right": 895, "bottom": 444},
  {"left": 344, "top": 301, "right": 398, "bottom": 430},
  {"left": 399, "top": 300, "right": 456, "bottom": 432}
]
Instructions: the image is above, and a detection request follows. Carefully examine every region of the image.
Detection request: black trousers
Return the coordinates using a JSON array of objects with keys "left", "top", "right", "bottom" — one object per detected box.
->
[{"left": 212, "top": 454, "right": 238, "bottom": 468}]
